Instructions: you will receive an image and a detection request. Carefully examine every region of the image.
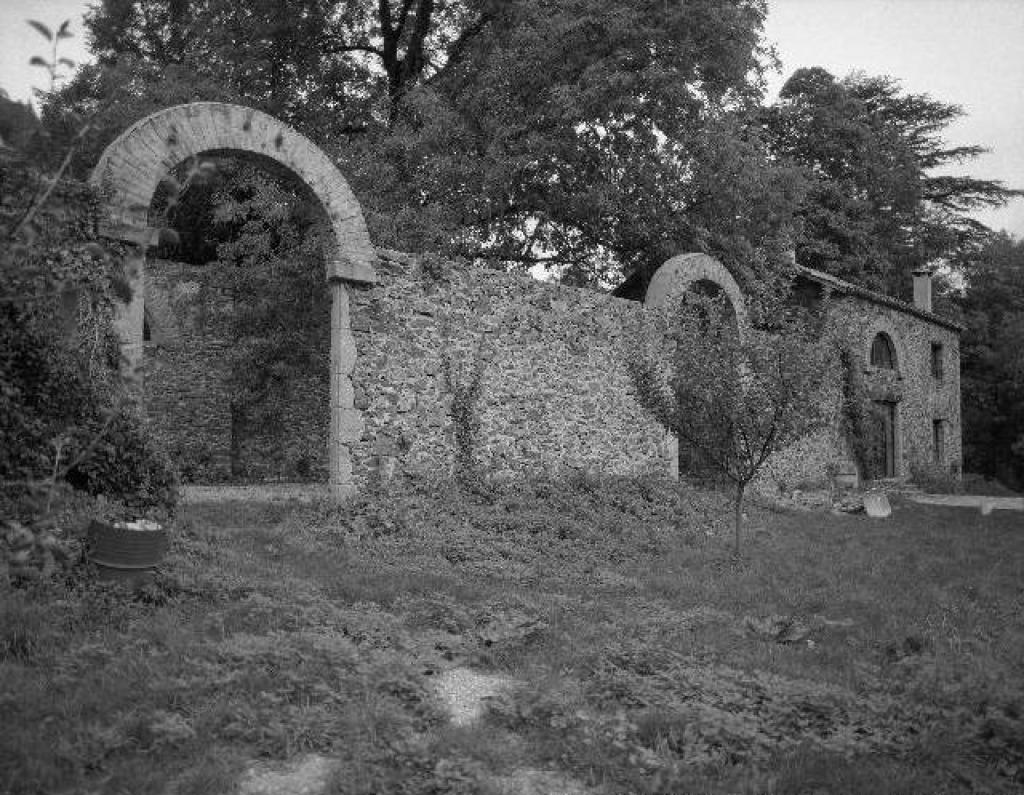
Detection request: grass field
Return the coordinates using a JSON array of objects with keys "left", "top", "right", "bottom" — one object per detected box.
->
[{"left": 2, "top": 476, "right": 1023, "bottom": 794}]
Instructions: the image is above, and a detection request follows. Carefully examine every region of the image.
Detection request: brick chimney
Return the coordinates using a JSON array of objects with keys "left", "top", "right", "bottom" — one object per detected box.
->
[{"left": 912, "top": 267, "right": 933, "bottom": 313}]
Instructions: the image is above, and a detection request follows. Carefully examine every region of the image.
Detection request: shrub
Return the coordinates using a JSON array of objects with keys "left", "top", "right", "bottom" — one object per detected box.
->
[
  {"left": 0, "top": 517, "right": 80, "bottom": 589},
  {"left": 2, "top": 133, "right": 179, "bottom": 523},
  {"left": 65, "top": 411, "right": 179, "bottom": 517}
]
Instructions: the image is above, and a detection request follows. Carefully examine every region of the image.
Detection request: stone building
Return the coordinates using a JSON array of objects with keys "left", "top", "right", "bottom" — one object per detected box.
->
[
  {"left": 614, "top": 253, "right": 963, "bottom": 487},
  {"left": 93, "top": 101, "right": 962, "bottom": 494}
]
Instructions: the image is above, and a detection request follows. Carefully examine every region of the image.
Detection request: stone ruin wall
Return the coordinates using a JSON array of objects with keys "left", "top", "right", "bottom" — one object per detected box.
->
[
  {"left": 142, "top": 251, "right": 673, "bottom": 486},
  {"left": 93, "top": 102, "right": 963, "bottom": 494},
  {"left": 142, "top": 251, "right": 960, "bottom": 491},
  {"left": 348, "top": 250, "right": 671, "bottom": 486}
]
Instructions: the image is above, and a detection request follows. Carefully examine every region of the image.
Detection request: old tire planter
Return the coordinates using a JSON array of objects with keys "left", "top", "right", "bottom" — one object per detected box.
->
[{"left": 87, "top": 520, "right": 168, "bottom": 586}]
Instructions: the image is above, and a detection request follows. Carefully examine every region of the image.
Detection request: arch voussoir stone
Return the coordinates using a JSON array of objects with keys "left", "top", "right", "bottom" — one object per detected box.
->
[
  {"left": 644, "top": 252, "right": 748, "bottom": 328},
  {"left": 91, "top": 101, "right": 376, "bottom": 497}
]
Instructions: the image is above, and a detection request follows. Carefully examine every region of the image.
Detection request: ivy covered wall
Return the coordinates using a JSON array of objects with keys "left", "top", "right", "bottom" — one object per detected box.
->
[{"left": 141, "top": 251, "right": 960, "bottom": 490}]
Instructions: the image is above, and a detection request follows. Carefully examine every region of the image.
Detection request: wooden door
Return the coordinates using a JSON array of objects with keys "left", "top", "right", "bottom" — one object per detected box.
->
[{"left": 872, "top": 400, "right": 896, "bottom": 478}]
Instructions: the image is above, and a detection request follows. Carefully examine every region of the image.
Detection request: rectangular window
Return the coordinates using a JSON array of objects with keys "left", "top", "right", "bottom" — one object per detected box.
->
[
  {"left": 931, "top": 343, "right": 944, "bottom": 380},
  {"left": 933, "top": 420, "right": 945, "bottom": 463}
]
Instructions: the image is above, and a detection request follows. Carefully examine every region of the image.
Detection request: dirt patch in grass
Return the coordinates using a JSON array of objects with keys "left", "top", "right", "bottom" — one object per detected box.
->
[{"left": 2, "top": 475, "right": 1023, "bottom": 794}]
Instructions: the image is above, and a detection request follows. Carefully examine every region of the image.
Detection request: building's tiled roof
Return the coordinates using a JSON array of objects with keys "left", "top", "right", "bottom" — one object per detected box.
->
[
  {"left": 610, "top": 262, "right": 964, "bottom": 333},
  {"left": 796, "top": 265, "right": 964, "bottom": 333}
]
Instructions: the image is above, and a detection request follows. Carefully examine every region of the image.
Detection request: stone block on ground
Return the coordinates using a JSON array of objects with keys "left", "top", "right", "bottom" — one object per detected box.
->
[
  {"left": 238, "top": 754, "right": 335, "bottom": 795},
  {"left": 863, "top": 492, "right": 892, "bottom": 518}
]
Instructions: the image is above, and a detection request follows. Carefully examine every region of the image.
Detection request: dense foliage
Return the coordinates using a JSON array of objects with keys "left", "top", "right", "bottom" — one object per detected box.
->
[
  {"left": 955, "top": 232, "right": 1024, "bottom": 490},
  {"left": 0, "top": 107, "right": 178, "bottom": 527},
  {"left": 764, "top": 67, "right": 1020, "bottom": 299},
  {"left": 64, "top": 0, "right": 805, "bottom": 285}
]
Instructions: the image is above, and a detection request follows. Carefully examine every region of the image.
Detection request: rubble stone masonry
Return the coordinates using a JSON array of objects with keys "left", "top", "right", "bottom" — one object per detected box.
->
[{"left": 142, "top": 251, "right": 960, "bottom": 491}]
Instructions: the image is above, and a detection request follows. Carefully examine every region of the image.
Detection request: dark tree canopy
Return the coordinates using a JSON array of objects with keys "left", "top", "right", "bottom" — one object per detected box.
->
[
  {"left": 58, "top": 0, "right": 802, "bottom": 285},
  {"left": 764, "top": 67, "right": 1020, "bottom": 300},
  {"left": 955, "top": 232, "right": 1024, "bottom": 490}
]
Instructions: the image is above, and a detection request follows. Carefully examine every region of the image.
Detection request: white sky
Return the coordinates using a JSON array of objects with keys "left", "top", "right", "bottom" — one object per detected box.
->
[
  {"left": 763, "top": 0, "right": 1024, "bottom": 236},
  {"left": 2, "top": 0, "right": 1022, "bottom": 235}
]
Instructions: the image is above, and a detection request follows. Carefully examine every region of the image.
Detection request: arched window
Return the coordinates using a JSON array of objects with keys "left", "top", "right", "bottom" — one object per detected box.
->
[{"left": 870, "top": 332, "right": 896, "bottom": 369}]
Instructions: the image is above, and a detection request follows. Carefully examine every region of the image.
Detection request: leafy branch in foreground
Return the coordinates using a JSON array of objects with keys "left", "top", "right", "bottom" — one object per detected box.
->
[
  {"left": 629, "top": 290, "right": 834, "bottom": 555},
  {"left": 2, "top": 19, "right": 181, "bottom": 545},
  {"left": 28, "top": 18, "right": 76, "bottom": 94}
]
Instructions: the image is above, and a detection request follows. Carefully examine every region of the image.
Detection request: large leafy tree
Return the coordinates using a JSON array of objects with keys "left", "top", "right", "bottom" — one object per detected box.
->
[
  {"left": 62, "top": 0, "right": 799, "bottom": 284},
  {"left": 764, "top": 67, "right": 1019, "bottom": 299},
  {"left": 955, "top": 232, "right": 1024, "bottom": 490}
]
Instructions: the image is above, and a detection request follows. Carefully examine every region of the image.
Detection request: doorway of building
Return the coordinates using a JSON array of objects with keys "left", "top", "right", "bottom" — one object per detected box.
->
[{"left": 871, "top": 400, "right": 897, "bottom": 478}]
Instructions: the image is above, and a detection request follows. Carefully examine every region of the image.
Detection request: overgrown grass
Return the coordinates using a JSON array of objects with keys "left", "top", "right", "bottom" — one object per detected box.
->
[{"left": 2, "top": 476, "right": 1022, "bottom": 794}]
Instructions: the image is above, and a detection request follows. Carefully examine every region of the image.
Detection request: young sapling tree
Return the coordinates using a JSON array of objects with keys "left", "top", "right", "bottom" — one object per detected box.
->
[{"left": 629, "top": 290, "right": 834, "bottom": 555}]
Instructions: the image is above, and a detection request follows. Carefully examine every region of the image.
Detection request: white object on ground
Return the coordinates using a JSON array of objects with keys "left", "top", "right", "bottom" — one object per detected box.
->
[
  {"left": 491, "top": 767, "right": 591, "bottom": 795},
  {"left": 238, "top": 754, "right": 335, "bottom": 795},
  {"left": 112, "top": 519, "right": 163, "bottom": 531},
  {"left": 434, "top": 668, "right": 517, "bottom": 726},
  {"left": 863, "top": 492, "right": 891, "bottom": 518}
]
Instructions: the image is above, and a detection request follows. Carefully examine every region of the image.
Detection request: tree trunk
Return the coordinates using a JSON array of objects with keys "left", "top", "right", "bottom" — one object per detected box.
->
[{"left": 733, "top": 482, "right": 744, "bottom": 557}]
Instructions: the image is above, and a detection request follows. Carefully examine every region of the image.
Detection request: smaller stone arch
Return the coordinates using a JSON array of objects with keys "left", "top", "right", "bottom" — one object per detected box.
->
[
  {"left": 644, "top": 253, "right": 748, "bottom": 329},
  {"left": 641, "top": 253, "right": 748, "bottom": 481}
]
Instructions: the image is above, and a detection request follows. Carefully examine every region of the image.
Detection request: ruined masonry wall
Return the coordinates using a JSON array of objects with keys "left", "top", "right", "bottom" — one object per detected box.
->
[
  {"left": 142, "top": 252, "right": 671, "bottom": 485},
  {"left": 142, "top": 249, "right": 960, "bottom": 490},
  {"left": 347, "top": 250, "right": 671, "bottom": 486}
]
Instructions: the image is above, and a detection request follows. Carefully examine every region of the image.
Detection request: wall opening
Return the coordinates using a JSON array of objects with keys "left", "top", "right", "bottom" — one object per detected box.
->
[
  {"left": 931, "top": 342, "right": 944, "bottom": 381},
  {"left": 870, "top": 400, "right": 898, "bottom": 478},
  {"left": 143, "top": 155, "right": 332, "bottom": 484}
]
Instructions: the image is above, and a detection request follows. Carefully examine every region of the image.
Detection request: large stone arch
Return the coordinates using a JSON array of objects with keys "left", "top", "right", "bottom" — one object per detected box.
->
[
  {"left": 642, "top": 253, "right": 748, "bottom": 480},
  {"left": 91, "top": 102, "right": 376, "bottom": 497}
]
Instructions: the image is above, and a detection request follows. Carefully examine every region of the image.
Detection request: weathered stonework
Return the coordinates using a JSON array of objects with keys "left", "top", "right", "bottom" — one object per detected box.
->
[
  {"left": 94, "top": 102, "right": 963, "bottom": 496},
  {"left": 346, "top": 250, "right": 671, "bottom": 485},
  {"left": 142, "top": 250, "right": 962, "bottom": 492},
  {"left": 141, "top": 250, "right": 673, "bottom": 485},
  {"left": 755, "top": 272, "right": 962, "bottom": 490}
]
